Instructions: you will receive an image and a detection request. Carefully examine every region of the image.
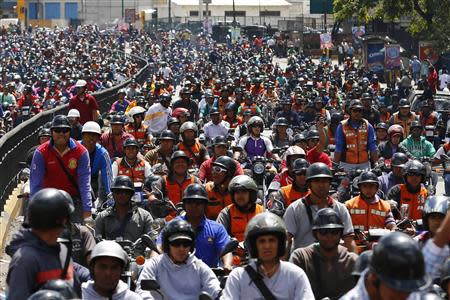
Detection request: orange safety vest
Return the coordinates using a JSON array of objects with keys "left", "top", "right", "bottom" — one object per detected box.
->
[
  {"left": 223, "top": 115, "right": 242, "bottom": 129},
  {"left": 345, "top": 195, "right": 391, "bottom": 231},
  {"left": 380, "top": 112, "right": 391, "bottom": 123},
  {"left": 327, "top": 127, "right": 335, "bottom": 145},
  {"left": 419, "top": 112, "right": 437, "bottom": 127},
  {"left": 116, "top": 158, "right": 146, "bottom": 183},
  {"left": 229, "top": 203, "right": 264, "bottom": 241},
  {"left": 393, "top": 112, "right": 416, "bottom": 138},
  {"left": 240, "top": 103, "right": 258, "bottom": 115},
  {"left": 205, "top": 182, "right": 233, "bottom": 220},
  {"left": 177, "top": 141, "right": 203, "bottom": 166},
  {"left": 125, "top": 123, "right": 149, "bottom": 146},
  {"left": 399, "top": 184, "right": 428, "bottom": 220},
  {"left": 341, "top": 119, "right": 369, "bottom": 164},
  {"left": 163, "top": 175, "right": 196, "bottom": 205},
  {"left": 280, "top": 184, "right": 309, "bottom": 207}
]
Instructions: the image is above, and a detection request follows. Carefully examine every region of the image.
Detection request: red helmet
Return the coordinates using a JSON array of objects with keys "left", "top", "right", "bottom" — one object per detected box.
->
[
  {"left": 172, "top": 107, "right": 190, "bottom": 118},
  {"left": 388, "top": 124, "right": 404, "bottom": 137}
]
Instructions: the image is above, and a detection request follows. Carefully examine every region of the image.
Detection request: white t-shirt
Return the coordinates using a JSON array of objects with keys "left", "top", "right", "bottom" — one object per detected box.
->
[
  {"left": 144, "top": 103, "right": 172, "bottom": 134},
  {"left": 439, "top": 73, "right": 450, "bottom": 90}
]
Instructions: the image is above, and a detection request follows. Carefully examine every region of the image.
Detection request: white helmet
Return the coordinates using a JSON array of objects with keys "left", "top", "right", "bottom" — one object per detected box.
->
[
  {"left": 282, "top": 145, "right": 306, "bottom": 161},
  {"left": 82, "top": 121, "right": 101, "bottom": 135},
  {"left": 75, "top": 79, "right": 87, "bottom": 87},
  {"left": 67, "top": 109, "right": 80, "bottom": 118},
  {"left": 128, "top": 106, "right": 146, "bottom": 118}
]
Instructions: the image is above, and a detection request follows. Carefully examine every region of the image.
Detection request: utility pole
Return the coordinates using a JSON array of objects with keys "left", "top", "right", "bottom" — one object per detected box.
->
[
  {"left": 232, "top": 0, "right": 236, "bottom": 28},
  {"left": 122, "top": 0, "right": 124, "bottom": 19},
  {"left": 169, "top": 0, "right": 172, "bottom": 29}
]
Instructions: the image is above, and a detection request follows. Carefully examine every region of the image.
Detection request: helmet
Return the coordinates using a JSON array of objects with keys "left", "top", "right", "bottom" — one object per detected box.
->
[
  {"left": 275, "top": 117, "right": 289, "bottom": 126},
  {"left": 399, "top": 98, "right": 410, "bottom": 108},
  {"left": 209, "top": 107, "right": 220, "bottom": 115},
  {"left": 172, "top": 107, "right": 190, "bottom": 118},
  {"left": 292, "top": 158, "right": 310, "bottom": 173},
  {"left": 283, "top": 145, "right": 306, "bottom": 161},
  {"left": 440, "top": 258, "right": 450, "bottom": 289},
  {"left": 182, "top": 183, "right": 209, "bottom": 203},
  {"left": 111, "top": 175, "right": 135, "bottom": 192},
  {"left": 349, "top": 100, "right": 363, "bottom": 110},
  {"left": 90, "top": 240, "right": 128, "bottom": 267},
  {"left": 67, "top": 109, "right": 80, "bottom": 118},
  {"left": 225, "top": 102, "right": 238, "bottom": 112},
  {"left": 404, "top": 160, "right": 426, "bottom": 182},
  {"left": 357, "top": 171, "right": 380, "bottom": 187},
  {"left": 306, "top": 129, "right": 320, "bottom": 140},
  {"left": 375, "top": 122, "right": 388, "bottom": 131},
  {"left": 370, "top": 232, "right": 431, "bottom": 292},
  {"left": 361, "top": 93, "right": 372, "bottom": 100},
  {"left": 162, "top": 219, "right": 195, "bottom": 253},
  {"left": 75, "top": 79, "right": 87, "bottom": 87},
  {"left": 159, "top": 93, "right": 172, "bottom": 102},
  {"left": 170, "top": 150, "right": 190, "bottom": 164},
  {"left": 123, "top": 138, "right": 139, "bottom": 149},
  {"left": 229, "top": 175, "right": 258, "bottom": 203},
  {"left": 117, "top": 88, "right": 126, "bottom": 95},
  {"left": 212, "top": 135, "right": 228, "bottom": 147},
  {"left": 293, "top": 133, "right": 307, "bottom": 144},
  {"left": 128, "top": 106, "right": 146, "bottom": 118},
  {"left": 422, "top": 196, "right": 449, "bottom": 229},
  {"left": 410, "top": 120, "right": 423, "bottom": 130},
  {"left": 247, "top": 116, "right": 264, "bottom": 128},
  {"left": 244, "top": 212, "right": 287, "bottom": 258},
  {"left": 180, "top": 87, "right": 191, "bottom": 95},
  {"left": 27, "top": 290, "right": 65, "bottom": 300},
  {"left": 82, "top": 121, "right": 101, "bottom": 135},
  {"left": 352, "top": 250, "right": 373, "bottom": 277},
  {"left": 312, "top": 208, "right": 344, "bottom": 231},
  {"left": 143, "top": 174, "right": 162, "bottom": 192},
  {"left": 28, "top": 188, "right": 74, "bottom": 229},
  {"left": 204, "top": 89, "right": 214, "bottom": 98},
  {"left": 306, "top": 162, "right": 333, "bottom": 182},
  {"left": 51, "top": 115, "right": 71, "bottom": 129},
  {"left": 213, "top": 155, "right": 237, "bottom": 178},
  {"left": 110, "top": 115, "right": 125, "bottom": 125},
  {"left": 41, "top": 280, "right": 77, "bottom": 299},
  {"left": 180, "top": 121, "right": 198, "bottom": 135},
  {"left": 159, "top": 130, "right": 176, "bottom": 141},
  {"left": 167, "top": 117, "right": 180, "bottom": 127},
  {"left": 388, "top": 124, "right": 404, "bottom": 137},
  {"left": 391, "top": 152, "right": 408, "bottom": 168},
  {"left": 38, "top": 128, "right": 51, "bottom": 138},
  {"left": 330, "top": 112, "right": 344, "bottom": 124}
]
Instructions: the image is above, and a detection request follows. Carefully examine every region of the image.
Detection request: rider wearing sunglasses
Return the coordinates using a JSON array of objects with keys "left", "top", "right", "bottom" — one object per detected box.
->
[{"left": 290, "top": 208, "right": 359, "bottom": 299}]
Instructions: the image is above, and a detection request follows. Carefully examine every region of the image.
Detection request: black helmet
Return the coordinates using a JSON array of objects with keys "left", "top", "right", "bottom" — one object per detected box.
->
[
  {"left": 362, "top": 93, "right": 372, "bottom": 100},
  {"left": 213, "top": 155, "right": 236, "bottom": 178},
  {"left": 143, "top": 174, "right": 162, "bottom": 192},
  {"left": 229, "top": 175, "right": 258, "bottom": 203},
  {"left": 28, "top": 188, "right": 74, "bottom": 229},
  {"left": 293, "top": 133, "right": 307, "bottom": 144},
  {"left": 357, "top": 171, "right": 380, "bottom": 187},
  {"left": 330, "top": 112, "right": 344, "bottom": 124},
  {"left": 352, "top": 250, "right": 373, "bottom": 277},
  {"left": 212, "top": 135, "right": 228, "bottom": 147},
  {"left": 162, "top": 219, "right": 195, "bottom": 253},
  {"left": 38, "top": 128, "right": 51, "bottom": 138},
  {"left": 422, "top": 196, "right": 449, "bottom": 230},
  {"left": 349, "top": 100, "right": 363, "bottom": 110},
  {"left": 41, "top": 280, "right": 78, "bottom": 299},
  {"left": 167, "top": 117, "right": 180, "bottom": 127},
  {"left": 440, "top": 258, "right": 450, "bottom": 290},
  {"left": 244, "top": 212, "right": 287, "bottom": 258},
  {"left": 410, "top": 120, "right": 423, "bottom": 130},
  {"left": 27, "top": 290, "right": 65, "bottom": 300},
  {"left": 110, "top": 115, "right": 125, "bottom": 125},
  {"left": 292, "top": 158, "right": 310, "bottom": 174},
  {"left": 391, "top": 152, "right": 408, "bottom": 168},
  {"left": 275, "top": 117, "right": 289, "bottom": 126},
  {"left": 180, "top": 121, "right": 198, "bottom": 135},
  {"left": 170, "top": 150, "right": 190, "bottom": 164},
  {"left": 312, "top": 208, "right": 344, "bottom": 231},
  {"left": 370, "top": 232, "right": 431, "bottom": 292},
  {"left": 404, "top": 160, "right": 426, "bottom": 182},
  {"left": 225, "top": 102, "right": 238, "bottom": 112},
  {"left": 123, "top": 138, "right": 139, "bottom": 149},
  {"left": 111, "top": 175, "right": 134, "bottom": 192},
  {"left": 399, "top": 98, "right": 410, "bottom": 108},
  {"left": 306, "top": 162, "right": 333, "bottom": 182},
  {"left": 375, "top": 122, "right": 388, "bottom": 131},
  {"left": 183, "top": 183, "right": 209, "bottom": 203},
  {"left": 50, "top": 115, "right": 71, "bottom": 129},
  {"left": 306, "top": 129, "right": 320, "bottom": 140},
  {"left": 159, "top": 130, "right": 176, "bottom": 141}
]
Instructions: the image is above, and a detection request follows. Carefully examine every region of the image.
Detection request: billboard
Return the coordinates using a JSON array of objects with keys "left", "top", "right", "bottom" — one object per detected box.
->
[
  {"left": 385, "top": 44, "right": 401, "bottom": 69},
  {"left": 367, "top": 43, "right": 385, "bottom": 73}
]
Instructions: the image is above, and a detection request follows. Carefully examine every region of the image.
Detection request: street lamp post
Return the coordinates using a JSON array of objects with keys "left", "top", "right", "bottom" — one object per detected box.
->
[
  {"left": 122, "top": 0, "right": 124, "bottom": 19},
  {"left": 232, "top": 0, "right": 236, "bottom": 28},
  {"left": 169, "top": 0, "right": 172, "bottom": 29}
]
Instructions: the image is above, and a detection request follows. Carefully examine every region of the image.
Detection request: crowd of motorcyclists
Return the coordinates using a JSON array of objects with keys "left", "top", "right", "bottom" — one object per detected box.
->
[{"left": 3, "top": 21, "right": 450, "bottom": 300}]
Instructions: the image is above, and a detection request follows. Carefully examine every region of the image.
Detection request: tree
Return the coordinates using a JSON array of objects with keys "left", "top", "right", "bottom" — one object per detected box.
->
[{"left": 333, "top": 0, "right": 450, "bottom": 52}]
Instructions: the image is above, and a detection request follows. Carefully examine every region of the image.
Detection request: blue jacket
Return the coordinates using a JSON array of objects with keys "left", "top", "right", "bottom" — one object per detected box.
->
[{"left": 82, "top": 142, "right": 112, "bottom": 195}]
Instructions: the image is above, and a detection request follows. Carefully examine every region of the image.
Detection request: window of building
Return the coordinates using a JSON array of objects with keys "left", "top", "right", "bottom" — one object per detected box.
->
[
  {"left": 189, "top": 10, "right": 211, "bottom": 16},
  {"left": 65, "top": 3, "right": 78, "bottom": 20},
  {"left": 45, "top": 2, "right": 61, "bottom": 19},
  {"left": 224, "top": 11, "right": 246, "bottom": 17},
  {"left": 260, "top": 11, "right": 280, "bottom": 17}
]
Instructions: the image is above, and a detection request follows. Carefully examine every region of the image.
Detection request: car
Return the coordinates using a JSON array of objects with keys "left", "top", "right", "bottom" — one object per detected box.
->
[{"left": 409, "top": 90, "right": 450, "bottom": 113}]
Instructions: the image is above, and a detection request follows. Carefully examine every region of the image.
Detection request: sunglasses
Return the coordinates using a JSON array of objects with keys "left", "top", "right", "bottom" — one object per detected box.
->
[
  {"left": 53, "top": 128, "right": 70, "bottom": 134},
  {"left": 170, "top": 240, "right": 192, "bottom": 248},
  {"left": 212, "top": 166, "right": 227, "bottom": 173},
  {"left": 317, "top": 228, "right": 342, "bottom": 236}
]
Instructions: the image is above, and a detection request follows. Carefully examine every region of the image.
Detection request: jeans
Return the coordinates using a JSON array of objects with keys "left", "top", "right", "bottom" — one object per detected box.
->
[{"left": 444, "top": 174, "right": 450, "bottom": 196}]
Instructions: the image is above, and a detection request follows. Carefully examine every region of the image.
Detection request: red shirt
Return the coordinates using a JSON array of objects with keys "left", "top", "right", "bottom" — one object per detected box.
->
[
  {"left": 428, "top": 70, "right": 438, "bottom": 94},
  {"left": 306, "top": 146, "right": 332, "bottom": 168},
  {"left": 198, "top": 156, "right": 244, "bottom": 183},
  {"left": 69, "top": 94, "right": 99, "bottom": 125}
]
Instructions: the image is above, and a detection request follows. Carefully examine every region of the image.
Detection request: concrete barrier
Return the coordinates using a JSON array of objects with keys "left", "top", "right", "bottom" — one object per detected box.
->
[{"left": 0, "top": 184, "right": 23, "bottom": 251}]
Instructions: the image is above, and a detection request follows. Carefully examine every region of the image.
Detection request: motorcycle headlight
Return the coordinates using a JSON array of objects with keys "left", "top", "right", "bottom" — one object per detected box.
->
[{"left": 254, "top": 162, "right": 265, "bottom": 175}]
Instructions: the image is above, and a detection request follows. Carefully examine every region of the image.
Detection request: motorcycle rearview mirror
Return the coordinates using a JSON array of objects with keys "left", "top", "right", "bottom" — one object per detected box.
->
[
  {"left": 141, "top": 234, "right": 160, "bottom": 254},
  {"left": 198, "top": 292, "right": 214, "bottom": 300},
  {"left": 140, "top": 279, "right": 160, "bottom": 291},
  {"left": 220, "top": 238, "right": 239, "bottom": 257}
]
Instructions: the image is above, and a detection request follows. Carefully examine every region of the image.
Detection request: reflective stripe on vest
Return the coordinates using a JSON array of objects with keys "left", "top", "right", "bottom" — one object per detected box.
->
[
  {"left": 125, "top": 124, "right": 148, "bottom": 145},
  {"left": 341, "top": 119, "right": 369, "bottom": 164},
  {"left": 116, "top": 158, "right": 146, "bottom": 183},
  {"left": 399, "top": 184, "right": 428, "bottom": 221},
  {"left": 229, "top": 204, "right": 264, "bottom": 242},
  {"left": 346, "top": 195, "right": 391, "bottom": 231}
]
